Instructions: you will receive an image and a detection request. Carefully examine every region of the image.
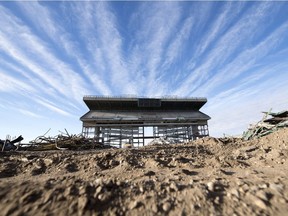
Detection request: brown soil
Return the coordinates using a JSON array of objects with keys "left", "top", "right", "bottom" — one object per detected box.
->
[{"left": 1, "top": 128, "right": 288, "bottom": 216}]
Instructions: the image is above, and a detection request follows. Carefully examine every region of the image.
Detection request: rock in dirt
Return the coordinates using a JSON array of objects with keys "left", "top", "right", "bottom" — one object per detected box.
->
[
  {"left": 43, "top": 158, "right": 53, "bottom": 166},
  {"left": 128, "top": 201, "right": 141, "bottom": 210},
  {"left": 162, "top": 202, "right": 171, "bottom": 212},
  {"left": 269, "top": 183, "right": 284, "bottom": 195},
  {"left": 207, "top": 181, "right": 215, "bottom": 191}
]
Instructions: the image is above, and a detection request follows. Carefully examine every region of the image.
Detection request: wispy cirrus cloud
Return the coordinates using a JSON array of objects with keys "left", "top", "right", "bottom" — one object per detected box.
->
[
  {"left": 195, "top": 19, "right": 288, "bottom": 97},
  {"left": 128, "top": 2, "right": 182, "bottom": 96},
  {"left": 0, "top": 5, "right": 91, "bottom": 113},
  {"left": 173, "top": 2, "right": 279, "bottom": 96},
  {"left": 18, "top": 109, "right": 43, "bottom": 119},
  {"left": 195, "top": 2, "right": 245, "bottom": 57},
  {"left": 161, "top": 16, "right": 194, "bottom": 74},
  {"left": 33, "top": 97, "right": 73, "bottom": 117},
  {"left": 16, "top": 2, "right": 112, "bottom": 96},
  {"left": 71, "top": 2, "right": 137, "bottom": 95},
  {"left": 0, "top": 70, "right": 34, "bottom": 93}
]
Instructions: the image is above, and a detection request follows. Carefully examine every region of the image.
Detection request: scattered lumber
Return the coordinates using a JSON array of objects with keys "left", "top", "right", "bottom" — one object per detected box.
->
[
  {"left": 243, "top": 110, "right": 288, "bottom": 140},
  {"left": 17, "top": 129, "right": 112, "bottom": 151}
]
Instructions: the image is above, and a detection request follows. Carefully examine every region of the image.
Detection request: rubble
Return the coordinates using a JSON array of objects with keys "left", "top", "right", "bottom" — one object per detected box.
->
[
  {"left": 19, "top": 129, "right": 113, "bottom": 151},
  {"left": 148, "top": 136, "right": 183, "bottom": 145},
  {"left": 243, "top": 110, "right": 288, "bottom": 140},
  {"left": 0, "top": 135, "right": 23, "bottom": 151}
]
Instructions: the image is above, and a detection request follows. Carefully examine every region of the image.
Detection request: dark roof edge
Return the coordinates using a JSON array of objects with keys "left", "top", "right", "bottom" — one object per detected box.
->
[
  {"left": 198, "top": 110, "right": 211, "bottom": 120},
  {"left": 83, "top": 95, "right": 207, "bottom": 102}
]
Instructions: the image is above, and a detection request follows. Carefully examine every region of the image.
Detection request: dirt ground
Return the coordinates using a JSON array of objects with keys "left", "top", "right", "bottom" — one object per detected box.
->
[{"left": 0, "top": 128, "right": 288, "bottom": 216}]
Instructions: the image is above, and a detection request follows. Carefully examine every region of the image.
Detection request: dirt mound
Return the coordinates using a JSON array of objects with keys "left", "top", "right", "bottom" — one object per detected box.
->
[{"left": 0, "top": 128, "right": 287, "bottom": 216}]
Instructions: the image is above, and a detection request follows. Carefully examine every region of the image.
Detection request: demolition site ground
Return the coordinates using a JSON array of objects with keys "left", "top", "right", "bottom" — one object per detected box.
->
[{"left": 0, "top": 128, "right": 288, "bottom": 216}]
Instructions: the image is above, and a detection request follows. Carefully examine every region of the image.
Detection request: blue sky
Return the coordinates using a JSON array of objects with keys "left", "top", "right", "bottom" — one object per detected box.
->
[{"left": 1, "top": 1, "right": 288, "bottom": 142}]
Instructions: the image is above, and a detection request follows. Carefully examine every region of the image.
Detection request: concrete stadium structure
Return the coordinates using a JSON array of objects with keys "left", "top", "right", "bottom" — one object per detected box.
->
[{"left": 80, "top": 96, "right": 210, "bottom": 147}]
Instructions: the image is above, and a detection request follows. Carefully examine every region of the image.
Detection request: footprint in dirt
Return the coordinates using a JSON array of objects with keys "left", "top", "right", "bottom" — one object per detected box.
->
[
  {"left": 182, "top": 169, "right": 198, "bottom": 176},
  {"left": 0, "top": 162, "right": 19, "bottom": 178},
  {"left": 177, "top": 157, "right": 193, "bottom": 163},
  {"left": 220, "top": 169, "right": 235, "bottom": 176},
  {"left": 31, "top": 166, "right": 47, "bottom": 176},
  {"left": 144, "top": 170, "right": 156, "bottom": 177},
  {"left": 65, "top": 163, "right": 79, "bottom": 172}
]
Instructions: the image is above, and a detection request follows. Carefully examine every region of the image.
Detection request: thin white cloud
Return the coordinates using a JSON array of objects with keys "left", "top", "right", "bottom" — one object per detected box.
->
[
  {"left": 34, "top": 98, "right": 72, "bottom": 117},
  {"left": 0, "top": 70, "right": 35, "bottom": 93},
  {"left": 0, "top": 13, "right": 67, "bottom": 96},
  {"left": 17, "top": 2, "right": 112, "bottom": 96},
  {"left": 161, "top": 16, "right": 194, "bottom": 70},
  {"left": 0, "top": 5, "right": 93, "bottom": 104},
  {"left": 195, "top": 2, "right": 244, "bottom": 56},
  {"left": 128, "top": 2, "right": 182, "bottom": 96},
  {"left": 173, "top": 2, "right": 277, "bottom": 96},
  {"left": 195, "top": 20, "right": 288, "bottom": 97},
  {"left": 73, "top": 2, "right": 137, "bottom": 95},
  {"left": 4, "top": 68, "right": 61, "bottom": 101},
  {"left": 18, "top": 109, "right": 43, "bottom": 118}
]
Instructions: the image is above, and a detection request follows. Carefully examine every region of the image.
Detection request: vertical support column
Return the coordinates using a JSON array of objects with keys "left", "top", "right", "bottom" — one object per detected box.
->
[
  {"left": 153, "top": 126, "right": 158, "bottom": 139},
  {"left": 192, "top": 125, "right": 199, "bottom": 140},
  {"left": 187, "top": 126, "right": 192, "bottom": 140},
  {"left": 131, "top": 127, "right": 134, "bottom": 147},
  {"left": 82, "top": 126, "right": 86, "bottom": 137},
  {"left": 142, "top": 126, "right": 145, "bottom": 146},
  {"left": 204, "top": 124, "right": 209, "bottom": 136},
  {"left": 120, "top": 127, "right": 122, "bottom": 148},
  {"left": 184, "top": 126, "right": 188, "bottom": 141},
  {"left": 94, "top": 126, "right": 101, "bottom": 143}
]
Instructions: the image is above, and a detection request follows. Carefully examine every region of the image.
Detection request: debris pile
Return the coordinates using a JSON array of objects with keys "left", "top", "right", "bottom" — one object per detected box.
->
[
  {"left": 18, "top": 130, "right": 112, "bottom": 151},
  {"left": 243, "top": 110, "right": 288, "bottom": 140},
  {"left": 148, "top": 136, "right": 182, "bottom": 145},
  {"left": 0, "top": 135, "right": 23, "bottom": 151}
]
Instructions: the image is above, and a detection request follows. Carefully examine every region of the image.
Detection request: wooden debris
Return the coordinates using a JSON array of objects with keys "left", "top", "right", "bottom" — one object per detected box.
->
[
  {"left": 0, "top": 135, "right": 23, "bottom": 151},
  {"left": 17, "top": 129, "right": 113, "bottom": 151},
  {"left": 243, "top": 110, "right": 288, "bottom": 140}
]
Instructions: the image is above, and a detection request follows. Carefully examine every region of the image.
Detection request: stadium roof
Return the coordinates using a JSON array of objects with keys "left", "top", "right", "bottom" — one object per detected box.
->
[{"left": 82, "top": 96, "right": 208, "bottom": 111}]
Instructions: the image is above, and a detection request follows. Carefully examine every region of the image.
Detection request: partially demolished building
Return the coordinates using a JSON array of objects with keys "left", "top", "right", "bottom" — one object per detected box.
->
[{"left": 80, "top": 96, "right": 210, "bottom": 147}]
